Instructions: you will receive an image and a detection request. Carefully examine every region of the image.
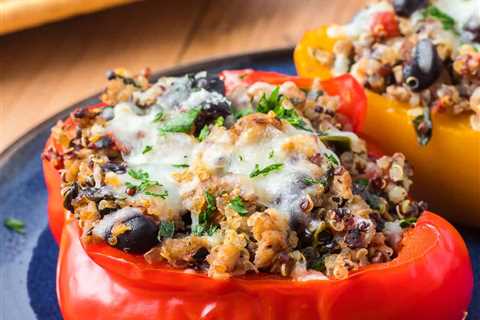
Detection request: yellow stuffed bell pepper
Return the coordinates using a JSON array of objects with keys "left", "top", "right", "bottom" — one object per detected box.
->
[{"left": 294, "top": 26, "right": 480, "bottom": 227}]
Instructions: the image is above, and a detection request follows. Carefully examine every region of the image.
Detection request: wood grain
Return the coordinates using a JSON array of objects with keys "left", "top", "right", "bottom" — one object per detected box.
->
[{"left": 0, "top": 0, "right": 365, "bottom": 152}]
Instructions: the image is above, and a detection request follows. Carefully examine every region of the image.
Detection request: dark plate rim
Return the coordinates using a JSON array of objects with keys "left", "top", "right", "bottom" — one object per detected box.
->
[{"left": 0, "top": 47, "right": 294, "bottom": 168}]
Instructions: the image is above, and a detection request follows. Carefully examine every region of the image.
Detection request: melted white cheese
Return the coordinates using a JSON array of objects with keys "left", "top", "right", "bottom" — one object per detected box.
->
[
  {"left": 193, "top": 124, "right": 332, "bottom": 220},
  {"left": 104, "top": 76, "right": 225, "bottom": 217},
  {"left": 103, "top": 76, "right": 360, "bottom": 224},
  {"left": 434, "top": 0, "right": 480, "bottom": 31}
]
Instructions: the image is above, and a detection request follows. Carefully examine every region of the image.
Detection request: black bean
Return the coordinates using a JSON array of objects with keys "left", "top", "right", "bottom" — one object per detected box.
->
[
  {"left": 102, "top": 162, "right": 127, "bottom": 174},
  {"left": 393, "top": 0, "right": 427, "bottom": 17},
  {"left": 62, "top": 183, "right": 79, "bottom": 212},
  {"left": 192, "top": 247, "right": 209, "bottom": 262},
  {"left": 403, "top": 39, "right": 442, "bottom": 92},
  {"left": 110, "top": 215, "right": 159, "bottom": 254},
  {"left": 289, "top": 211, "right": 306, "bottom": 239},
  {"left": 79, "top": 186, "right": 115, "bottom": 203},
  {"left": 463, "top": 14, "right": 480, "bottom": 43},
  {"left": 88, "top": 136, "right": 113, "bottom": 150},
  {"left": 344, "top": 228, "right": 364, "bottom": 249},
  {"left": 194, "top": 100, "right": 232, "bottom": 134},
  {"left": 192, "top": 72, "right": 225, "bottom": 95}
]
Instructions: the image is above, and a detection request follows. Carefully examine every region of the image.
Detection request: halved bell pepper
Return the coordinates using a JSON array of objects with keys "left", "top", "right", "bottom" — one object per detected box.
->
[
  {"left": 44, "top": 71, "right": 473, "bottom": 320},
  {"left": 294, "top": 26, "right": 480, "bottom": 227}
]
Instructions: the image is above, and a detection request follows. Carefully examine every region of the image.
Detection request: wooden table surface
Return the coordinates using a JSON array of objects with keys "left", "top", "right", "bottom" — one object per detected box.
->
[{"left": 0, "top": 0, "right": 365, "bottom": 151}]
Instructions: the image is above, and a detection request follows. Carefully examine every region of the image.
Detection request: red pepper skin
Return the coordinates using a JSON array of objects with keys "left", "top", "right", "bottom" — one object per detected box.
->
[
  {"left": 370, "top": 11, "right": 400, "bottom": 37},
  {"left": 220, "top": 70, "right": 367, "bottom": 132},
  {"left": 43, "top": 145, "right": 64, "bottom": 243},
  {"left": 46, "top": 71, "right": 472, "bottom": 319},
  {"left": 57, "top": 212, "right": 472, "bottom": 320}
]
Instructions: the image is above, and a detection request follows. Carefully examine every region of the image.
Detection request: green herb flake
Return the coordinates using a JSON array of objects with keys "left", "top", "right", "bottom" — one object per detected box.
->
[
  {"left": 128, "top": 168, "right": 149, "bottom": 180},
  {"left": 142, "top": 145, "right": 153, "bottom": 154},
  {"left": 214, "top": 116, "right": 225, "bottom": 127},
  {"left": 199, "top": 191, "right": 217, "bottom": 224},
  {"left": 234, "top": 108, "right": 254, "bottom": 119},
  {"left": 198, "top": 125, "right": 210, "bottom": 141},
  {"left": 127, "top": 168, "right": 168, "bottom": 199},
  {"left": 229, "top": 196, "right": 249, "bottom": 216},
  {"left": 257, "top": 87, "right": 282, "bottom": 113},
  {"left": 399, "top": 217, "right": 418, "bottom": 228},
  {"left": 255, "top": 87, "right": 312, "bottom": 131},
  {"left": 319, "top": 135, "right": 351, "bottom": 151},
  {"left": 192, "top": 224, "right": 219, "bottom": 236},
  {"left": 303, "top": 177, "right": 321, "bottom": 186},
  {"left": 238, "top": 155, "right": 244, "bottom": 161},
  {"left": 158, "top": 221, "right": 175, "bottom": 240},
  {"left": 309, "top": 258, "right": 326, "bottom": 272},
  {"left": 249, "top": 163, "right": 284, "bottom": 178},
  {"left": 325, "top": 154, "right": 339, "bottom": 166},
  {"left": 159, "top": 108, "right": 200, "bottom": 134},
  {"left": 153, "top": 111, "right": 165, "bottom": 123},
  {"left": 4, "top": 217, "right": 25, "bottom": 234},
  {"left": 422, "top": 5, "right": 457, "bottom": 32},
  {"left": 268, "top": 150, "right": 275, "bottom": 159},
  {"left": 303, "top": 176, "right": 330, "bottom": 188},
  {"left": 412, "top": 106, "right": 433, "bottom": 146},
  {"left": 172, "top": 163, "right": 189, "bottom": 168},
  {"left": 353, "top": 178, "right": 369, "bottom": 188}
]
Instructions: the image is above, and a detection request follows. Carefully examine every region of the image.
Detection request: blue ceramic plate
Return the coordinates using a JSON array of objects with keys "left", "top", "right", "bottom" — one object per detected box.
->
[{"left": 0, "top": 49, "right": 478, "bottom": 319}]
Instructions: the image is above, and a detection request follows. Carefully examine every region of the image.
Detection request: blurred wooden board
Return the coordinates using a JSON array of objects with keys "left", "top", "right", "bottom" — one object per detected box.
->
[
  {"left": 0, "top": 0, "right": 135, "bottom": 35},
  {"left": 0, "top": 0, "right": 365, "bottom": 152}
]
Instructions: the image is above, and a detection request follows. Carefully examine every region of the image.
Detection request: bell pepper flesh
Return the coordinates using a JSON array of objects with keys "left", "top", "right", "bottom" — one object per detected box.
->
[
  {"left": 44, "top": 72, "right": 473, "bottom": 319},
  {"left": 294, "top": 26, "right": 480, "bottom": 227},
  {"left": 57, "top": 212, "right": 472, "bottom": 320}
]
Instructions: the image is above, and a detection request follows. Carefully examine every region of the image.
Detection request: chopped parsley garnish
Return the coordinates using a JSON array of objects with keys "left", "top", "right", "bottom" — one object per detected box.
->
[
  {"left": 214, "top": 116, "right": 225, "bottom": 127},
  {"left": 325, "top": 154, "right": 339, "bottom": 166},
  {"left": 153, "top": 111, "right": 165, "bottom": 123},
  {"left": 159, "top": 108, "right": 200, "bottom": 134},
  {"left": 192, "top": 224, "right": 219, "bottom": 236},
  {"left": 249, "top": 163, "right": 284, "bottom": 178},
  {"left": 199, "top": 191, "right": 217, "bottom": 224},
  {"left": 318, "top": 135, "right": 351, "bottom": 151},
  {"left": 172, "top": 163, "right": 189, "bottom": 168},
  {"left": 364, "top": 192, "right": 383, "bottom": 211},
  {"left": 256, "top": 87, "right": 311, "bottom": 131},
  {"left": 268, "top": 150, "right": 275, "bottom": 159},
  {"left": 234, "top": 108, "right": 254, "bottom": 119},
  {"left": 353, "top": 178, "right": 369, "bottom": 188},
  {"left": 238, "top": 154, "right": 244, "bottom": 161},
  {"left": 309, "top": 258, "right": 326, "bottom": 272},
  {"left": 4, "top": 217, "right": 25, "bottom": 234},
  {"left": 399, "top": 217, "right": 418, "bottom": 228},
  {"left": 422, "top": 5, "right": 457, "bottom": 32},
  {"left": 412, "top": 106, "right": 433, "bottom": 146},
  {"left": 303, "top": 176, "right": 328, "bottom": 187},
  {"left": 198, "top": 125, "right": 210, "bottom": 141},
  {"left": 257, "top": 87, "right": 282, "bottom": 113},
  {"left": 126, "top": 168, "right": 168, "bottom": 199},
  {"left": 229, "top": 196, "right": 248, "bottom": 216},
  {"left": 127, "top": 168, "right": 149, "bottom": 180},
  {"left": 142, "top": 145, "right": 153, "bottom": 154},
  {"left": 158, "top": 221, "right": 175, "bottom": 240}
]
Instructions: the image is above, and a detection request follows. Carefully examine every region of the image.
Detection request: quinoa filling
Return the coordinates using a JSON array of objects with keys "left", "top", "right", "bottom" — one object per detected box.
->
[
  {"left": 44, "top": 69, "right": 426, "bottom": 280},
  {"left": 310, "top": 0, "right": 480, "bottom": 143}
]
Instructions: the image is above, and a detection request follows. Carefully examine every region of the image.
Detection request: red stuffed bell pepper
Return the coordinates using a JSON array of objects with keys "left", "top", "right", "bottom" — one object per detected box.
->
[{"left": 43, "top": 69, "right": 473, "bottom": 320}]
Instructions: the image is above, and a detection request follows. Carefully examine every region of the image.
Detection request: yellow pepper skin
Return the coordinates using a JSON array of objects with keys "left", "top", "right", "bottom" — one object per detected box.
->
[{"left": 294, "top": 26, "right": 480, "bottom": 227}]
